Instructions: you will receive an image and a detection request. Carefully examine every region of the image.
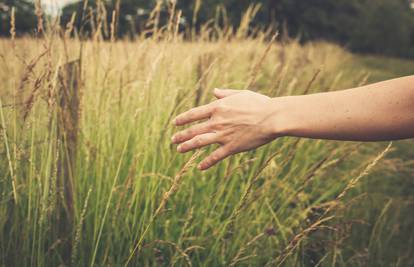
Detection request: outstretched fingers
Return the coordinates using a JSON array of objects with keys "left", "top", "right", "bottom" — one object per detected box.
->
[
  {"left": 174, "top": 103, "right": 214, "bottom": 126},
  {"left": 177, "top": 133, "right": 219, "bottom": 153},
  {"left": 173, "top": 88, "right": 244, "bottom": 170},
  {"left": 172, "top": 121, "right": 212, "bottom": 144}
]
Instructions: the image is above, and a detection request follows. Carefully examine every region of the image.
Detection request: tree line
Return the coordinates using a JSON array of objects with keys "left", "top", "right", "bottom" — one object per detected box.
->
[{"left": 1, "top": 0, "right": 414, "bottom": 58}]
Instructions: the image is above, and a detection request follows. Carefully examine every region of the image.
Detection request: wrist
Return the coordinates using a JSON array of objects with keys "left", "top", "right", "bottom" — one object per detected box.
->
[{"left": 268, "top": 96, "right": 299, "bottom": 138}]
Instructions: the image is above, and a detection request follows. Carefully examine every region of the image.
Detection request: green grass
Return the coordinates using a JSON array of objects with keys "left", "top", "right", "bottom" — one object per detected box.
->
[{"left": 0, "top": 36, "right": 413, "bottom": 267}]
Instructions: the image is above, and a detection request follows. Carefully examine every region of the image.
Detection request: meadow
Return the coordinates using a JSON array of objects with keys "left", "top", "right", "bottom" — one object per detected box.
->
[{"left": 0, "top": 23, "right": 414, "bottom": 266}]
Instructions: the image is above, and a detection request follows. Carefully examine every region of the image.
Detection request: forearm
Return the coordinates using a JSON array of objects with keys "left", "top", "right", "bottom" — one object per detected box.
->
[{"left": 273, "top": 76, "right": 414, "bottom": 141}]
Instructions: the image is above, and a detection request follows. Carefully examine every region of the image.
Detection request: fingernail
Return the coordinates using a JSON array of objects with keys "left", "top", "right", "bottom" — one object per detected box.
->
[
  {"left": 198, "top": 163, "right": 204, "bottom": 170},
  {"left": 171, "top": 135, "right": 176, "bottom": 143},
  {"left": 177, "top": 145, "right": 182, "bottom": 152}
]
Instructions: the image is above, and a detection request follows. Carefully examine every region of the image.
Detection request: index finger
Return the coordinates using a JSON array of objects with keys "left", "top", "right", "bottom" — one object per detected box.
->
[{"left": 174, "top": 103, "right": 214, "bottom": 126}]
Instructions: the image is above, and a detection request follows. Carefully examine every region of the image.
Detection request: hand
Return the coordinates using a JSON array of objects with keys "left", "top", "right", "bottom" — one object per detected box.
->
[{"left": 172, "top": 88, "right": 280, "bottom": 170}]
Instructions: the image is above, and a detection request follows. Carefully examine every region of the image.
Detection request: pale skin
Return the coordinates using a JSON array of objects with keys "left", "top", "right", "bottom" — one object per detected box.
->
[{"left": 172, "top": 76, "right": 414, "bottom": 170}]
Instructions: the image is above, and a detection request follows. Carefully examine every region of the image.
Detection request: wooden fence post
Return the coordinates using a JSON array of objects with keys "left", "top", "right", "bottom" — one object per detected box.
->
[{"left": 56, "top": 59, "right": 81, "bottom": 266}]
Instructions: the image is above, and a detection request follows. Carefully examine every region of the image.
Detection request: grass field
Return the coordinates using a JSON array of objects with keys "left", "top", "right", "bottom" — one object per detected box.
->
[{"left": 0, "top": 33, "right": 413, "bottom": 266}]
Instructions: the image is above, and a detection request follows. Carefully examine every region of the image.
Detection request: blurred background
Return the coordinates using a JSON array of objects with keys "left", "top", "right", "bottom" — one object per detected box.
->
[{"left": 1, "top": 0, "right": 414, "bottom": 58}]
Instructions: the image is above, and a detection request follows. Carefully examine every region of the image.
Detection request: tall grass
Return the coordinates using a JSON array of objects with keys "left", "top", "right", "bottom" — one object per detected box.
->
[{"left": 0, "top": 7, "right": 413, "bottom": 267}]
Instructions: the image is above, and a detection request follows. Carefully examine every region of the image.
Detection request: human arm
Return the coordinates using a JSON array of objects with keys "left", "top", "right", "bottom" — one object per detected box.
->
[{"left": 172, "top": 76, "right": 414, "bottom": 170}]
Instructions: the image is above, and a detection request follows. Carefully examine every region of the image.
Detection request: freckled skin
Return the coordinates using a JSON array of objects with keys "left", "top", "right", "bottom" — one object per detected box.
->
[{"left": 172, "top": 76, "right": 414, "bottom": 170}]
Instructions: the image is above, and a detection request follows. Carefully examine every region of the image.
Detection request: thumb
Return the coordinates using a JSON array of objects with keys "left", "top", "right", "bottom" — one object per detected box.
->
[{"left": 213, "top": 88, "right": 242, "bottom": 99}]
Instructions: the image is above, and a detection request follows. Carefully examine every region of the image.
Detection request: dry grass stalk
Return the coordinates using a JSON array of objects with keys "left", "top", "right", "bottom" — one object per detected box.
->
[
  {"left": 275, "top": 142, "right": 393, "bottom": 266},
  {"left": 149, "top": 240, "right": 193, "bottom": 267},
  {"left": 23, "top": 72, "right": 47, "bottom": 121},
  {"left": 221, "top": 157, "right": 257, "bottom": 180},
  {"left": 192, "top": 0, "right": 202, "bottom": 26},
  {"left": 0, "top": 98, "right": 18, "bottom": 203},
  {"left": 335, "top": 142, "right": 393, "bottom": 201},
  {"left": 174, "top": 10, "right": 182, "bottom": 41},
  {"left": 229, "top": 232, "right": 265, "bottom": 266},
  {"left": 167, "top": 0, "right": 177, "bottom": 38},
  {"left": 114, "top": 0, "right": 121, "bottom": 32},
  {"left": 35, "top": 0, "right": 44, "bottom": 34},
  {"left": 88, "top": 7, "right": 97, "bottom": 37},
  {"left": 92, "top": 0, "right": 105, "bottom": 41},
  {"left": 318, "top": 142, "right": 393, "bottom": 218},
  {"left": 288, "top": 144, "right": 351, "bottom": 201},
  {"left": 170, "top": 207, "right": 195, "bottom": 265},
  {"left": 146, "top": 0, "right": 163, "bottom": 39},
  {"left": 236, "top": 4, "right": 262, "bottom": 39},
  {"left": 245, "top": 33, "right": 278, "bottom": 89},
  {"left": 10, "top": 7, "right": 16, "bottom": 46},
  {"left": 65, "top": 12, "right": 77, "bottom": 39},
  {"left": 274, "top": 216, "right": 335, "bottom": 267},
  {"left": 302, "top": 68, "right": 321, "bottom": 95},
  {"left": 38, "top": 138, "right": 60, "bottom": 225},
  {"left": 125, "top": 150, "right": 203, "bottom": 266},
  {"left": 357, "top": 73, "right": 371, "bottom": 87},
  {"left": 224, "top": 150, "right": 280, "bottom": 238},
  {"left": 80, "top": 0, "right": 90, "bottom": 26},
  {"left": 114, "top": 154, "right": 141, "bottom": 215},
  {"left": 17, "top": 49, "right": 48, "bottom": 107},
  {"left": 100, "top": 0, "right": 109, "bottom": 38},
  {"left": 110, "top": 10, "right": 117, "bottom": 42},
  {"left": 195, "top": 53, "right": 215, "bottom": 106}
]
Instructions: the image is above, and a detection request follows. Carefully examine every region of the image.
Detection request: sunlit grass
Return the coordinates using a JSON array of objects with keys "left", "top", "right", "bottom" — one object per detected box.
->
[{"left": 0, "top": 33, "right": 413, "bottom": 266}]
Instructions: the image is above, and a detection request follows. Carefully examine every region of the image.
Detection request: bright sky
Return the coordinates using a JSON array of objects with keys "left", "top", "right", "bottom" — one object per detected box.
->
[{"left": 39, "top": 0, "right": 76, "bottom": 14}]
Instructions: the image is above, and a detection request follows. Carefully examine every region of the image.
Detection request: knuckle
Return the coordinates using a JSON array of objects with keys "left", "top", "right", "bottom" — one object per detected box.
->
[
  {"left": 209, "top": 119, "right": 218, "bottom": 129},
  {"left": 205, "top": 121, "right": 213, "bottom": 130},
  {"left": 212, "top": 105, "right": 220, "bottom": 113},
  {"left": 216, "top": 121, "right": 226, "bottom": 130},
  {"left": 211, "top": 120, "right": 226, "bottom": 131},
  {"left": 217, "top": 136, "right": 228, "bottom": 144},
  {"left": 213, "top": 101, "right": 226, "bottom": 112}
]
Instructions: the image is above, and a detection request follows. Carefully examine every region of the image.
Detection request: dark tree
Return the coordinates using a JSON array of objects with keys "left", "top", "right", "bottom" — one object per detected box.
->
[
  {"left": 349, "top": 0, "right": 414, "bottom": 57},
  {"left": 61, "top": 0, "right": 159, "bottom": 38},
  {"left": 59, "top": 0, "right": 414, "bottom": 58},
  {"left": 0, "top": 0, "right": 37, "bottom": 36}
]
